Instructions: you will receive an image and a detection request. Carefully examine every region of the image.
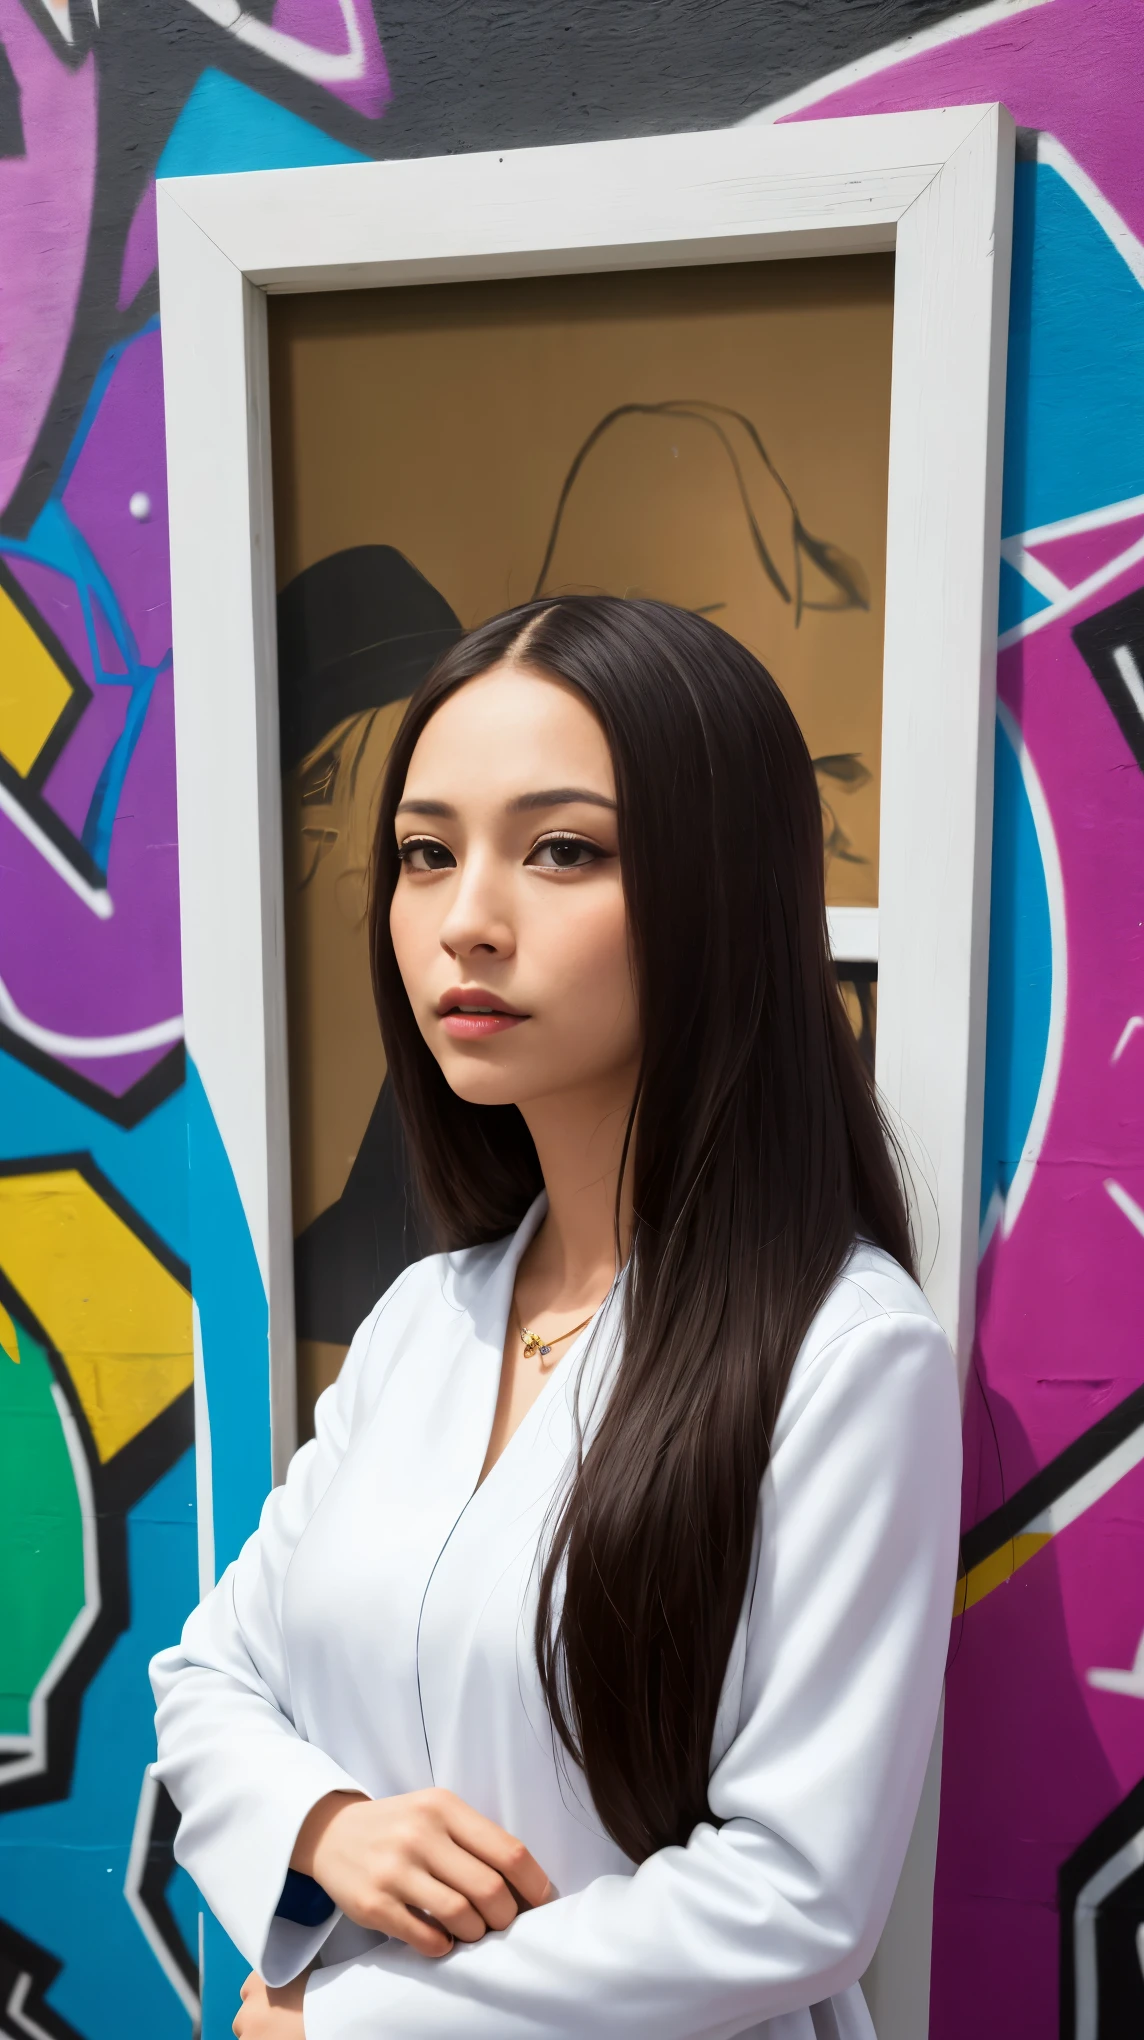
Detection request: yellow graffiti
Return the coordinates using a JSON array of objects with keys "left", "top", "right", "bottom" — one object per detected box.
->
[
  {"left": 0, "top": 583, "right": 78, "bottom": 779},
  {"left": 0, "top": 1299, "right": 19, "bottom": 1364},
  {"left": 0, "top": 1170, "right": 192, "bottom": 1461},
  {"left": 953, "top": 1531, "right": 1053, "bottom": 1617}
]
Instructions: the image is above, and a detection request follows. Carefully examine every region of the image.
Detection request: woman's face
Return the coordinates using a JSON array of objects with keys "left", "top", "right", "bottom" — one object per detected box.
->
[{"left": 389, "top": 663, "right": 640, "bottom": 1115}]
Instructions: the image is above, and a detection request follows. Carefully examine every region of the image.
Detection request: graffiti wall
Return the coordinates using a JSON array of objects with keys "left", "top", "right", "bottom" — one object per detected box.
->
[
  {"left": 0, "top": 4, "right": 391, "bottom": 2032},
  {"left": 1, "top": 0, "right": 1141, "bottom": 2033},
  {"left": 749, "top": 5, "right": 1144, "bottom": 2033}
]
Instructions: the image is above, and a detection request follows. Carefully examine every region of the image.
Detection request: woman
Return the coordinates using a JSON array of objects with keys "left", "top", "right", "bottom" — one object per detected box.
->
[{"left": 152, "top": 596, "right": 961, "bottom": 2040}]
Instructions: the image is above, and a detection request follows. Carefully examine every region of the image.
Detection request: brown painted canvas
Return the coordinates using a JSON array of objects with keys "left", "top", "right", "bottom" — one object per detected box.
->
[{"left": 268, "top": 255, "right": 893, "bottom": 1421}]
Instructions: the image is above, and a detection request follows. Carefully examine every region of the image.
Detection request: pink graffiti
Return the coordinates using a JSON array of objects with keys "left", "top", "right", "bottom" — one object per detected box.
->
[
  {"left": 782, "top": 0, "right": 1144, "bottom": 254},
  {"left": 781, "top": 4, "right": 1144, "bottom": 2030}
]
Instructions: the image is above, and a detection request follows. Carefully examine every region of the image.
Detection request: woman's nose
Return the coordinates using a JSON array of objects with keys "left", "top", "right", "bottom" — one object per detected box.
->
[{"left": 438, "top": 860, "right": 515, "bottom": 961}]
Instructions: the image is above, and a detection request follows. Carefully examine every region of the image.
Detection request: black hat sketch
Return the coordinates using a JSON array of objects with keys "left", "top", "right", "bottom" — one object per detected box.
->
[{"left": 278, "top": 544, "right": 463, "bottom": 772}]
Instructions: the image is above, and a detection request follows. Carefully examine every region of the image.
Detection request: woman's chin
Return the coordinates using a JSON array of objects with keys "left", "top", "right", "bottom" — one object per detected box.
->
[{"left": 439, "top": 1062, "right": 528, "bottom": 1110}]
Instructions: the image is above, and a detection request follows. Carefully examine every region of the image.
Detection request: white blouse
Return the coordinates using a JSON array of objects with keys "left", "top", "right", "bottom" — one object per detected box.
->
[{"left": 151, "top": 1195, "right": 961, "bottom": 2040}]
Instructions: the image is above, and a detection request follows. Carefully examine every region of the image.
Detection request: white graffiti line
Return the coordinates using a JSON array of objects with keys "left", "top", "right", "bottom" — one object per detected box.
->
[
  {"left": 1113, "top": 643, "right": 1144, "bottom": 723},
  {"left": 1089, "top": 1629, "right": 1144, "bottom": 1698},
  {"left": 1106, "top": 1177, "right": 1144, "bottom": 1243},
  {"left": 992, "top": 146, "right": 1144, "bottom": 632},
  {"left": 997, "top": 492, "right": 1144, "bottom": 650},
  {"left": 1112, "top": 1016, "right": 1144, "bottom": 1064},
  {"left": 1075, "top": 1827, "right": 1144, "bottom": 2040},
  {"left": 125, "top": 1768, "right": 201, "bottom": 2025},
  {"left": 739, "top": 0, "right": 1053, "bottom": 127},
  {"left": 0, "top": 781, "right": 113, "bottom": 920},
  {"left": 187, "top": 0, "right": 369, "bottom": 85},
  {"left": 1024, "top": 1422, "right": 1144, "bottom": 1545},
  {"left": 996, "top": 702, "right": 1068, "bottom": 1240},
  {"left": 36, "top": 0, "right": 72, "bottom": 46},
  {"left": 997, "top": 528, "right": 1144, "bottom": 652},
  {"left": 0, "top": 1386, "right": 100, "bottom": 1790},
  {"left": 6, "top": 1973, "right": 58, "bottom": 2040},
  {"left": 978, "top": 1182, "right": 1004, "bottom": 1262},
  {"left": 193, "top": 1300, "right": 215, "bottom": 1598},
  {"left": 1038, "top": 133, "right": 1144, "bottom": 295},
  {"left": 960, "top": 1414, "right": 1144, "bottom": 1611},
  {"left": 0, "top": 967, "right": 183, "bottom": 1060},
  {"left": 999, "top": 539, "right": 1069, "bottom": 606},
  {"left": 988, "top": 132, "right": 1144, "bottom": 649},
  {"left": 1008, "top": 490, "right": 1144, "bottom": 553}
]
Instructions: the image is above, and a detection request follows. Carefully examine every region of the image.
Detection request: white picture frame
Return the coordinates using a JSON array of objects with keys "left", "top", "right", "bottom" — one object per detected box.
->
[{"left": 157, "top": 106, "right": 1013, "bottom": 2040}]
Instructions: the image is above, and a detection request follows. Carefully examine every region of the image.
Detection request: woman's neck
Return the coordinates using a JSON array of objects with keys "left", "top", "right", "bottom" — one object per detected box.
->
[{"left": 516, "top": 1079, "right": 636, "bottom": 1315}]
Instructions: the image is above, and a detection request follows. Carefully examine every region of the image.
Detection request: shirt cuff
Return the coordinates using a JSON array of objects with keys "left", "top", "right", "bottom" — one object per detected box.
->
[{"left": 276, "top": 1869, "right": 336, "bottom": 1927}]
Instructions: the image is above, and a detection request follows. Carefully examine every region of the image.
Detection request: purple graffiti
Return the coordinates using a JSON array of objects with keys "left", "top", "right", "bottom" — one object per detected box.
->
[{"left": 0, "top": 0, "right": 96, "bottom": 519}]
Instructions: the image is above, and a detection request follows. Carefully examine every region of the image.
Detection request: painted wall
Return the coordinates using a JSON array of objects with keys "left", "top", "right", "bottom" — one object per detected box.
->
[{"left": 0, "top": 1, "right": 1141, "bottom": 2035}]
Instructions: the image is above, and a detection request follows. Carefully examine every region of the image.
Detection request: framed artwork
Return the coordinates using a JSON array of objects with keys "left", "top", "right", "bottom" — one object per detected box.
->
[
  {"left": 157, "top": 107, "right": 1013, "bottom": 2039},
  {"left": 269, "top": 254, "right": 895, "bottom": 1416}
]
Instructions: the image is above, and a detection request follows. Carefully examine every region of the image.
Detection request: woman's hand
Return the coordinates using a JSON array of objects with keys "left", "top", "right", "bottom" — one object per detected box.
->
[
  {"left": 233, "top": 1970, "right": 306, "bottom": 2040},
  {"left": 291, "top": 1787, "right": 553, "bottom": 1957}
]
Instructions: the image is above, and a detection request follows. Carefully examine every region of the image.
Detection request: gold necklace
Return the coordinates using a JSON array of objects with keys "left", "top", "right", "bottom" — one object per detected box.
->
[{"left": 516, "top": 1305, "right": 597, "bottom": 1363}]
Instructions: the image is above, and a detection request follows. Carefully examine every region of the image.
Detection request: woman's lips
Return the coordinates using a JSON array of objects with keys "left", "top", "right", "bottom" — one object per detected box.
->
[
  {"left": 437, "top": 993, "right": 527, "bottom": 1039},
  {"left": 441, "top": 1010, "right": 524, "bottom": 1039}
]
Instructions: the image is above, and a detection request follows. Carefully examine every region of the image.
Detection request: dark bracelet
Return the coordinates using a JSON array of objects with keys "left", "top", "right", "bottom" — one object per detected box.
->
[{"left": 275, "top": 1869, "right": 336, "bottom": 1927}]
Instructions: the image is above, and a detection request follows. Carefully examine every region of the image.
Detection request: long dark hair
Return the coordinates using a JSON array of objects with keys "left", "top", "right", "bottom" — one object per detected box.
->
[{"left": 369, "top": 596, "right": 914, "bottom": 1864}]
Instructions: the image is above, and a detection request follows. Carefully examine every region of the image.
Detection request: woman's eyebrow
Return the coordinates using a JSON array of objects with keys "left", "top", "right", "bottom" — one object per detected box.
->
[
  {"left": 507, "top": 788, "right": 616, "bottom": 813},
  {"left": 395, "top": 788, "right": 616, "bottom": 820}
]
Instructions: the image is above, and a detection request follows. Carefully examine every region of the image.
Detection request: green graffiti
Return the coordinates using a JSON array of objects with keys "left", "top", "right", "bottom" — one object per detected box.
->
[{"left": 0, "top": 1325, "right": 85, "bottom": 1740}]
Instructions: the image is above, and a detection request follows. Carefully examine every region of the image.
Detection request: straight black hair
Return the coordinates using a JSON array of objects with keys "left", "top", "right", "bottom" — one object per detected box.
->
[{"left": 369, "top": 595, "right": 914, "bottom": 1865}]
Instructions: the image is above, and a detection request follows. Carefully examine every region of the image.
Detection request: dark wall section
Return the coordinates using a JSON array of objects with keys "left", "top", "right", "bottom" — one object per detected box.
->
[{"left": 371, "top": 1, "right": 989, "bottom": 155}]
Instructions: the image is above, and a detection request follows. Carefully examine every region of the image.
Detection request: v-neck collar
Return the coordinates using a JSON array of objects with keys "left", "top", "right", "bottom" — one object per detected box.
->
[
  {"left": 446, "top": 1193, "right": 620, "bottom": 1500},
  {"left": 442, "top": 1193, "right": 546, "bottom": 1500}
]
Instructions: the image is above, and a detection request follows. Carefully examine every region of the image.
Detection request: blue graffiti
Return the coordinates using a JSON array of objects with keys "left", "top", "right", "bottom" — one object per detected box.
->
[{"left": 1, "top": 320, "right": 170, "bottom": 874}]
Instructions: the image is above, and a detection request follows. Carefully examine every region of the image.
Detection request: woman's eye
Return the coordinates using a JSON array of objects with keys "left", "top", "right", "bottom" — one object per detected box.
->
[
  {"left": 398, "top": 837, "right": 456, "bottom": 872},
  {"left": 528, "top": 835, "right": 602, "bottom": 871}
]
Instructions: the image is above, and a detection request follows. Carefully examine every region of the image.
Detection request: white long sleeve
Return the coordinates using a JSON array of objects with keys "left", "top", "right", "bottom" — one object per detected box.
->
[
  {"left": 149, "top": 1214, "right": 960, "bottom": 2040},
  {"left": 303, "top": 1302, "right": 961, "bottom": 2040},
  {"left": 151, "top": 1278, "right": 414, "bottom": 1981}
]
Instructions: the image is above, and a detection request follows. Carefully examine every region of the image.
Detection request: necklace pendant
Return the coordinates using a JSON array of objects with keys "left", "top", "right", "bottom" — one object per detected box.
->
[
  {"left": 538, "top": 1342, "right": 552, "bottom": 1358},
  {"left": 521, "top": 1331, "right": 543, "bottom": 1359}
]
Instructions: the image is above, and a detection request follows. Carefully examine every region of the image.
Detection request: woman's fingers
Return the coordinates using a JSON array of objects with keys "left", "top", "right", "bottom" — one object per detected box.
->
[
  {"left": 299, "top": 1787, "right": 554, "bottom": 1958},
  {"left": 406, "top": 1870, "right": 489, "bottom": 1943},
  {"left": 391, "top": 1902, "right": 456, "bottom": 1958},
  {"left": 350, "top": 1886, "right": 459, "bottom": 1957},
  {"left": 430, "top": 1836, "right": 520, "bottom": 1931},
  {"left": 437, "top": 1795, "right": 553, "bottom": 1909}
]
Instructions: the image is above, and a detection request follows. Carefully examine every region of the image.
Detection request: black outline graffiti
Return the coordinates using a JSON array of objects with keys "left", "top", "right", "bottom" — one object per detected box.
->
[
  {"left": 0, "top": 41, "right": 22, "bottom": 162},
  {"left": 0, "top": 557, "right": 103, "bottom": 897},
  {"left": 0, "top": 1152, "right": 192, "bottom": 1816},
  {"left": 960, "top": 1379, "right": 1144, "bottom": 1582},
  {"left": 1074, "top": 587, "right": 1144, "bottom": 777},
  {"left": 0, "top": 1919, "right": 87, "bottom": 2040},
  {"left": 129, "top": 1777, "right": 200, "bottom": 2021},
  {"left": 5, "top": 0, "right": 395, "bottom": 541},
  {"left": 958, "top": 584, "right": 1144, "bottom": 1592},
  {"left": 0, "top": 1030, "right": 185, "bottom": 1130},
  {"left": 1059, "top": 1775, "right": 1144, "bottom": 2040}
]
